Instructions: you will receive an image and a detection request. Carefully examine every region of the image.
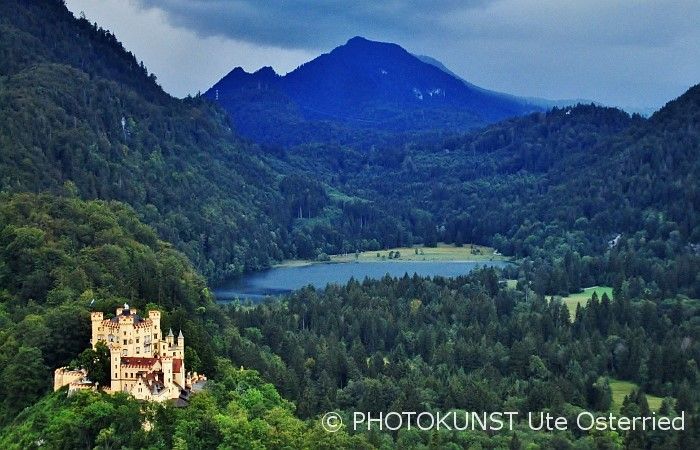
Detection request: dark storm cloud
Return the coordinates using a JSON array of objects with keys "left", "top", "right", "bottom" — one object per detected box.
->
[
  {"left": 136, "top": 0, "right": 699, "bottom": 51},
  {"left": 134, "top": 0, "right": 494, "bottom": 49}
]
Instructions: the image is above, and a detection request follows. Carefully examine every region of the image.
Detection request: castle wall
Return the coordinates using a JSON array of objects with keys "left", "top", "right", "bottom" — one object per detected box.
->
[{"left": 53, "top": 367, "right": 87, "bottom": 391}]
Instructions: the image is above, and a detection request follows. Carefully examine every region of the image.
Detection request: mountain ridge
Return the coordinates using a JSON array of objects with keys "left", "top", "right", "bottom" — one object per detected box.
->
[{"left": 204, "top": 36, "right": 543, "bottom": 145}]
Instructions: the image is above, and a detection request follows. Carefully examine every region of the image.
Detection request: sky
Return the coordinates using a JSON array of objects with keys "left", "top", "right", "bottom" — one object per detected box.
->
[{"left": 64, "top": 0, "right": 700, "bottom": 111}]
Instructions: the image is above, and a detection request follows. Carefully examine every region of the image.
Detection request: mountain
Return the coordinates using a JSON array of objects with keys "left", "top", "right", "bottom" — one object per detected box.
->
[
  {"left": 0, "top": 0, "right": 303, "bottom": 282},
  {"left": 205, "top": 36, "right": 542, "bottom": 146}
]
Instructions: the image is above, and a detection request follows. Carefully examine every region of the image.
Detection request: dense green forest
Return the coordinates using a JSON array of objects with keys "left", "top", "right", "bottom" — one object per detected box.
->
[
  {"left": 0, "top": 0, "right": 698, "bottom": 448},
  {"left": 223, "top": 271, "right": 700, "bottom": 448},
  {"left": 0, "top": 192, "right": 212, "bottom": 419},
  {"left": 0, "top": 360, "right": 369, "bottom": 449},
  {"left": 270, "top": 95, "right": 700, "bottom": 299},
  {"left": 0, "top": 0, "right": 327, "bottom": 282},
  {"left": 2, "top": 193, "right": 697, "bottom": 448},
  {"left": 0, "top": 193, "right": 369, "bottom": 448}
]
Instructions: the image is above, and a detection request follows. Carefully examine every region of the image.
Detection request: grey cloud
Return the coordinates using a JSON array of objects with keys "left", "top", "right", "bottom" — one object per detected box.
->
[
  {"left": 134, "top": 0, "right": 494, "bottom": 49},
  {"left": 136, "top": 0, "right": 699, "bottom": 51}
]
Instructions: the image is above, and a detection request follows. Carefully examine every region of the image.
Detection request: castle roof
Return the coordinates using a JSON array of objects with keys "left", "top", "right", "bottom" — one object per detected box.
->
[
  {"left": 121, "top": 357, "right": 158, "bottom": 368},
  {"left": 173, "top": 358, "right": 183, "bottom": 374},
  {"left": 110, "top": 307, "right": 145, "bottom": 325}
]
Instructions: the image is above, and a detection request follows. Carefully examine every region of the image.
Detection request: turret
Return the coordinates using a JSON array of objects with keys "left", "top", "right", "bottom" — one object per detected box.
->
[
  {"left": 177, "top": 330, "right": 184, "bottom": 348},
  {"left": 166, "top": 328, "right": 174, "bottom": 346}
]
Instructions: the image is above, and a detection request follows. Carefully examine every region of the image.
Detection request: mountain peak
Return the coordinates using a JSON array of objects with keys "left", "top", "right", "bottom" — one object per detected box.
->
[
  {"left": 333, "top": 36, "right": 408, "bottom": 58},
  {"left": 346, "top": 36, "right": 370, "bottom": 45},
  {"left": 206, "top": 37, "right": 542, "bottom": 142},
  {"left": 254, "top": 66, "right": 277, "bottom": 76}
]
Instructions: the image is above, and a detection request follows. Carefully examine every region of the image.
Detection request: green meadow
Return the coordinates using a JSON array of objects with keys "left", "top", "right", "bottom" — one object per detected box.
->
[
  {"left": 561, "top": 286, "right": 614, "bottom": 320},
  {"left": 277, "top": 243, "right": 506, "bottom": 267},
  {"left": 610, "top": 379, "right": 664, "bottom": 413}
]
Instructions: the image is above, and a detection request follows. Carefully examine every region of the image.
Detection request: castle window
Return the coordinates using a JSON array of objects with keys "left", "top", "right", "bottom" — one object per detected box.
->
[
  {"left": 136, "top": 348, "right": 140, "bottom": 354},
  {"left": 123, "top": 339, "right": 127, "bottom": 345},
  {"left": 136, "top": 338, "right": 139, "bottom": 343}
]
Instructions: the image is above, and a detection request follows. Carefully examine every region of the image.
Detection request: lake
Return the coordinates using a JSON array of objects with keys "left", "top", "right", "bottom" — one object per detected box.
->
[{"left": 214, "top": 260, "right": 510, "bottom": 301}]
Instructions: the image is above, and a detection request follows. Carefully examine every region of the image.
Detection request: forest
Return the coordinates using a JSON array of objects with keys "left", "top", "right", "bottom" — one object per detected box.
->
[{"left": 0, "top": 0, "right": 698, "bottom": 448}]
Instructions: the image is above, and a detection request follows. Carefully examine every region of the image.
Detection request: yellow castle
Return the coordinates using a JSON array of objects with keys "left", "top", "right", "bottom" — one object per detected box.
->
[{"left": 54, "top": 304, "right": 206, "bottom": 402}]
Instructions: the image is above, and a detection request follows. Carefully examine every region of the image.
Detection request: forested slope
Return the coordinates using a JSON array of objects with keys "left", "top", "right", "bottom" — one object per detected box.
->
[
  {"left": 0, "top": 195, "right": 365, "bottom": 449},
  {"left": 0, "top": 192, "right": 212, "bottom": 418},
  {"left": 0, "top": 0, "right": 297, "bottom": 282},
  {"left": 274, "top": 92, "right": 700, "bottom": 298}
]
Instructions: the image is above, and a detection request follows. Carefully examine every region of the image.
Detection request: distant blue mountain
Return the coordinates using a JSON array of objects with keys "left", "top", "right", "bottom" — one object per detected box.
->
[{"left": 205, "top": 36, "right": 543, "bottom": 146}]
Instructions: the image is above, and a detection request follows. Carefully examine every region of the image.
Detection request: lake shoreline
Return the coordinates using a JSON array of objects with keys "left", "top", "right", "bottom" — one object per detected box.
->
[
  {"left": 273, "top": 243, "right": 510, "bottom": 268},
  {"left": 273, "top": 257, "right": 510, "bottom": 269},
  {"left": 215, "top": 258, "right": 512, "bottom": 302}
]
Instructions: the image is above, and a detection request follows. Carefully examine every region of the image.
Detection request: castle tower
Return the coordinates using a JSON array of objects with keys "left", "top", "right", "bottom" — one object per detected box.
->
[
  {"left": 176, "top": 330, "right": 185, "bottom": 357},
  {"left": 90, "top": 311, "right": 104, "bottom": 348},
  {"left": 147, "top": 310, "right": 161, "bottom": 356},
  {"left": 175, "top": 330, "right": 186, "bottom": 387},
  {"left": 110, "top": 344, "right": 122, "bottom": 392},
  {"left": 166, "top": 328, "right": 174, "bottom": 347},
  {"left": 162, "top": 355, "right": 173, "bottom": 395}
]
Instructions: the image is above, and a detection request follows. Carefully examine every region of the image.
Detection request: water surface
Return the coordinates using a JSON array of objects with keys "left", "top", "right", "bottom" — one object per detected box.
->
[{"left": 214, "top": 260, "right": 509, "bottom": 302}]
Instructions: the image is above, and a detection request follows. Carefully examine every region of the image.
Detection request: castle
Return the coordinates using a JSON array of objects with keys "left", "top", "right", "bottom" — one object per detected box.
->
[{"left": 54, "top": 304, "right": 206, "bottom": 402}]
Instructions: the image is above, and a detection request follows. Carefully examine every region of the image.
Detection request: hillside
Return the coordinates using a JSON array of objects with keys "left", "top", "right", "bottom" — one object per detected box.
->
[
  {"left": 0, "top": 194, "right": 364, "bottom": 447},
  {"left": 205, "top": 36, "right": 541, "bottom": 146},
  {"left": 0, "top": 0, "right": 301, "bottom": 282},
  {"left": 0, "top": 192, "right": 213, "bottom": 418}
]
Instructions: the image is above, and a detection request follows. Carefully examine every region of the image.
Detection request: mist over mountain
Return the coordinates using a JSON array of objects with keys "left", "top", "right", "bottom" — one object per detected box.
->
[{"left": 205, "top": 36, "right": 543, "bottom": 146}]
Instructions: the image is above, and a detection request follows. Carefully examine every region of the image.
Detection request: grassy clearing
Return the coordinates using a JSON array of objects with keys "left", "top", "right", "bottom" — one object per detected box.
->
[
  {"left": 610, "top": 379, "right": 664, "bottom": 412},
  {"left": 276, "top": 243, "right": 506, "bottom": 267},
  {"left": 333, "top": 243, "right": 504, "bottom": 263},
  {"left": 561, "top": 286, "right": 613, "bottom": 320}
]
